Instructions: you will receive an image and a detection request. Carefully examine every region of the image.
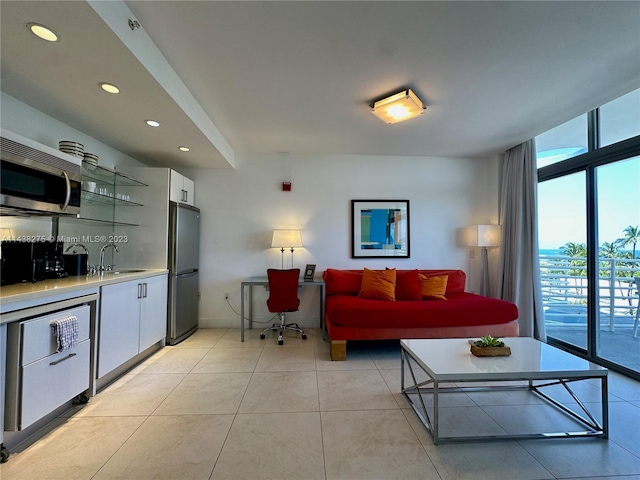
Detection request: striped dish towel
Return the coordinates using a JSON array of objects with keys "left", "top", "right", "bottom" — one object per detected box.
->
[{"left": 51, "top": 316, "right": 79, "bottom": 353}]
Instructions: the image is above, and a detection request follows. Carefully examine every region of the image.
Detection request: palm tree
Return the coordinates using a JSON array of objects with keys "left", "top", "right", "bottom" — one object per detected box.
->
[
  {"left": 559, "top": 242, "right": 587, "bottom": 297},
  {"left": 616, "top": 225, "right": 639, "bottom": 259},
  {"left": 599, "top": 241, "right": 619, "bottom": 258},
  {"left": 615, "top": 225, "right": 640, "bottom": 309},
  {"left": 560, "top": 242, "right": 587, "bottom": 258}
]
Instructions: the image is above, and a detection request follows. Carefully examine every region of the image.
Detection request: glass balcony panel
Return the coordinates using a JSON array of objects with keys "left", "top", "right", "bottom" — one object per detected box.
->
[
  {"left": 538, "top": 171, "right": 588, "bottom": 349},
  {"left": 595, "top": 157, "right": 640, "bottom": 373}
]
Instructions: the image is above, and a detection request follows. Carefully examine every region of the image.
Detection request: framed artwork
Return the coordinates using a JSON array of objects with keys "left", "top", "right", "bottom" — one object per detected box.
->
[
  {"left": 303, "top": 264, "right": 316, "bottom": 281},
  {"left": 351, "top": 200, "right": 410, "bottom": 258}
]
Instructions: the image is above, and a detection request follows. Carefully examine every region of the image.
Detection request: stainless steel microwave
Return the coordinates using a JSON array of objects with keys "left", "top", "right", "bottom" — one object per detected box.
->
[{"left": 0, "top": 129, "right": 81, "bottom": 216}]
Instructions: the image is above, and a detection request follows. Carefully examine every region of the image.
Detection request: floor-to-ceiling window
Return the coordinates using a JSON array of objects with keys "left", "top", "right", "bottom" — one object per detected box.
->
[{"left": 536, "top": 88, "right": 640, "bottom": 379}]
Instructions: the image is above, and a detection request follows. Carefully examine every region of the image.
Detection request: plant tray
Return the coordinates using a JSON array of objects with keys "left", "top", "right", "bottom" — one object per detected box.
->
[{"left": 470, "top": 344, "right": 511, "bottom": 357}]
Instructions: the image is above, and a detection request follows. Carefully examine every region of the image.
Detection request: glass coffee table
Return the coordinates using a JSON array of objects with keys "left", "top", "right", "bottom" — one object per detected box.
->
[{"left": 400, "top": 337, "right": 608, "bottom": 445}]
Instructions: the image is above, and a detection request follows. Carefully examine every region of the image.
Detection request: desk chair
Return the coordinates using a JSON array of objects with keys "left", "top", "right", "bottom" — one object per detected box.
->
[{"left": 260, "top": 268, "right": 307, "bottom": 345}]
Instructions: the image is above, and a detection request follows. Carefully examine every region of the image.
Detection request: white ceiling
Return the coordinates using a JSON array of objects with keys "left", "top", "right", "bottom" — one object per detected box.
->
[{"left": 1, "top": 1, "right": 639, "bottom": 169}]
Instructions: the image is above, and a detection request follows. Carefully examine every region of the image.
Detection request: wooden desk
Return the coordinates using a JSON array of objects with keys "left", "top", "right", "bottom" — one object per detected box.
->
[{"left": 240, "top": 277, "right": 325, "bottom": 342}]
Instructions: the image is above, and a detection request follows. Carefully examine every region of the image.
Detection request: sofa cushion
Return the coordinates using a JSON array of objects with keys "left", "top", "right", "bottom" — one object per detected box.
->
[
  {"left": 417, "top": 270, "right": 466, "bottom": 294},
  {"left": 394, "top": 269, "right": 422, "bottom": 301},
  {"left": 418, "top": 274, "right": 448, "bottom": 300},
  {"left": 325, "top": 292, "right": 518, "bottom": 329},
  {"left": 324, "top": 269, "right": 363, "bottom": 296},
  {"left": 358, "top": 268, "right": 396, "bottom": 300}
]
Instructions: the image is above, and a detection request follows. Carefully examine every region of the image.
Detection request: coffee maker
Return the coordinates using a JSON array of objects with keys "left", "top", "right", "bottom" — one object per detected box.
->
[{"left": 0, "top": 240, "right": 68, "bottom": 285}]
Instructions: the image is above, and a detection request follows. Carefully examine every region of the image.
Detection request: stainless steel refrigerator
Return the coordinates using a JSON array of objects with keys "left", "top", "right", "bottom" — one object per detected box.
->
[{"left": 167, "top": 202, "right": 200, "bottom": 345}]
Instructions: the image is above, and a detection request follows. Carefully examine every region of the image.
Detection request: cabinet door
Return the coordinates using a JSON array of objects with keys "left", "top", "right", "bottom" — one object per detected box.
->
[
  {"left": 169, "top": 170, "right": 195, "bottom": 205},
  {"left": 139, "top": 275, "right": 168, "bottom": 352},
  {"left": 169, "top": 170, "right": 184, "bottom": 203},
  {"left": 182, "top": 176, "right": 195, "bottom": 206},
  {"left": 98, "top": 279, "right": 140, "bottom": 378}
]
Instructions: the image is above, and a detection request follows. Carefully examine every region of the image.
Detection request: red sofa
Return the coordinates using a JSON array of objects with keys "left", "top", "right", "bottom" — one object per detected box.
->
[{"left": 323, "top": 268, "right": 519, "bottom": 360}]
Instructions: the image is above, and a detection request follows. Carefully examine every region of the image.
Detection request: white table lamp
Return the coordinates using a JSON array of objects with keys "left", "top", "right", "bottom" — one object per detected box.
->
[{"left": 271, "top": 229, "right": 303, "bottom": 269}]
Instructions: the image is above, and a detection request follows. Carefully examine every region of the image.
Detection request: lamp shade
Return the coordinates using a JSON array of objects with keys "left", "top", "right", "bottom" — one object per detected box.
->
[
  {"left": 271, "top": 229, "right": 303, "bottom": 248},
  {"left": 468, "top": 225, "right": 501, "bottom": 247}
]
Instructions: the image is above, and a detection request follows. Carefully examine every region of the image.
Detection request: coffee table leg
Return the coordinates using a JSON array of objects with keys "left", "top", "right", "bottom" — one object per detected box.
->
[
  {"left": 433, "top": 380, "right": 439, "bottom": 445},
  {"left": 602, "top": 375, "right": 609, "bottom": 438}
]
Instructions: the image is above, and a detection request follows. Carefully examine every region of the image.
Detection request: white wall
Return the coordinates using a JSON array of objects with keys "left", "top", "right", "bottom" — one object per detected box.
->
[
  {"left": 184, "top": 152, "right": 501, "bottom": 329},
  {"left": 1, "top": 93, "right": 503, "bottom": 330}
]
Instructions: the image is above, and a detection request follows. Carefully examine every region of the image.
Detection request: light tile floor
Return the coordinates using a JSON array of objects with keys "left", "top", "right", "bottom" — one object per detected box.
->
[{"left": 2, "top": 328, "right": 640, "bottom": 480}]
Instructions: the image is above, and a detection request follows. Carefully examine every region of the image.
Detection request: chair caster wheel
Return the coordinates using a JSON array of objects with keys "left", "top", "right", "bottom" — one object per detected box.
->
[
  {"left": 302, "top": 334, "right": 307, "bottom": 340},
  {"left": 260, "top": 334, "right": 265, "bottom": 339}
]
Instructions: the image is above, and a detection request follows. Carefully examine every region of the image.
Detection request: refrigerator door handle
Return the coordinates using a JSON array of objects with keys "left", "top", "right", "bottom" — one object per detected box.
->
[{"left": 176, "top": 270, "right": 198, "bottom": 279}]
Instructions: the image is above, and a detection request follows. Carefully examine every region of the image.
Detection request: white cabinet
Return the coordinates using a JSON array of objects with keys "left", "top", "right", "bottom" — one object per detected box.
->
[
  {"left": 98, "top": 274, "right": 167, "bottom": 378},
  {"left": 97, "top": 280, "right": 139, "bottom": 378},
  {"left": 138, "top": 275, "right": 169, "bottom": 352},
  {"left": 170, "top": 170, "right": 194, "bottom": 206}
]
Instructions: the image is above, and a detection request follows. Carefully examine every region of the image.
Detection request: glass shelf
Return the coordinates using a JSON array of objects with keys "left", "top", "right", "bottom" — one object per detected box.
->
[
  {"left": 82, "top": 163, "right": 148, "bottom": 187},
  {"left": 66, "top": 216, "right": 140, "bottom": 228},
  {"left": 81, "top": 190, "right": 143, "bottom": 207},
  {"left": 75, "top": 164, "right": 145, "bottom": 228}
]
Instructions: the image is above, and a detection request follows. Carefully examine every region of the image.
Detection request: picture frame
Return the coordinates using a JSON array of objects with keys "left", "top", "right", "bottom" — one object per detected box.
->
[
  {"left": 351, "top": 200, "right": 410, "bottom": 258},
  {"left": 303, "top": 264, "right": 316, "bottom": 282}
]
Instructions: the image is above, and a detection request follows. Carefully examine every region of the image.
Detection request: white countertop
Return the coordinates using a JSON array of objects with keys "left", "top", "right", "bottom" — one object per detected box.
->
[{"left": 0, "top": 269, "right": 168, "bottom": 319}]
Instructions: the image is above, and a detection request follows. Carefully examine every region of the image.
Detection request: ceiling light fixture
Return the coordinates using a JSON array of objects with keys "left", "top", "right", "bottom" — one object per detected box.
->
[
  {"left": 99, "top": 82, "right": 120, "bottom": 94},
  {"left": 370, "top": 88, "right": 426, "bottom": 124},
  {"left": 178, "top": 146, "right": 190, "bottom": 152},
  {"left": 27, "top": 23, "right": 58, "bottom": 42},
  {"left": 145, "top": 120, "right": 160, "bottom": 127}
]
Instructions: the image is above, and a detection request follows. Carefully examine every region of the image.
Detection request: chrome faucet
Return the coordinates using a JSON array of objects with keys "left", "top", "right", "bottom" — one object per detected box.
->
[
  {"left": 64, "top": 243, "right": 89, "bottom": 254},
  {"left": 99, "top": 243, "right": 119, "bottom": 271}
]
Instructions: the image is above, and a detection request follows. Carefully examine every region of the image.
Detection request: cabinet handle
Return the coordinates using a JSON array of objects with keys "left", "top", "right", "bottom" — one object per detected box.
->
[
  {"left": 138, "top": 283, "right": 143, "bottom": 299},
  {"left": 143, "top": 282, "right": 148, "bottom": 298},
  {"left": 50, "top": 352, "right": 76, "bottom": 366}
]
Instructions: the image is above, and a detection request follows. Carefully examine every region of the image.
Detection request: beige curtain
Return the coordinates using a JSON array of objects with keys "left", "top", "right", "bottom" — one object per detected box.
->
[{"left": 498, "top": 140, "right": 546, "bottom": 340}]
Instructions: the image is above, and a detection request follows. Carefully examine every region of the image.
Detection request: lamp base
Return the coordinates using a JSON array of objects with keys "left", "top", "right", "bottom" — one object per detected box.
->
[{"left": 480, "top": 247, "right": 489, "bottom": 297}]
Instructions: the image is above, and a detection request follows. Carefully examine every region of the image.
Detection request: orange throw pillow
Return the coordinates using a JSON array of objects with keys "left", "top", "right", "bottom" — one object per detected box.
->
[
  {"left": 358, "top": 268, "right": 396, "bottom": 300},
  {"left": 418, "top": 274, "right": 448, "bottom": 300}
]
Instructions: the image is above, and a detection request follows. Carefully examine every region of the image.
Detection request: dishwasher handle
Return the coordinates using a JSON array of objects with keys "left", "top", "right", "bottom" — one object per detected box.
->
[{"left": 49, "top": 352, "right": 77, "bottom": 366}]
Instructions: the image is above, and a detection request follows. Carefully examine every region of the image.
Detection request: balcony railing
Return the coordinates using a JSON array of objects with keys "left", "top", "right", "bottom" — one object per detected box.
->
[{"left": 540, "top": 254, "right": 639, "bottom": 332}]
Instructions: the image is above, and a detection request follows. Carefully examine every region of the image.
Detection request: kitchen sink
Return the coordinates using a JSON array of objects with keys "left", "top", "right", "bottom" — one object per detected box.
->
[
  {"left": 107, "top": 269, "right": 146, "bottom": 275},
  {"left": 92, "top": 268, "right": 147, "bottom": 276}
]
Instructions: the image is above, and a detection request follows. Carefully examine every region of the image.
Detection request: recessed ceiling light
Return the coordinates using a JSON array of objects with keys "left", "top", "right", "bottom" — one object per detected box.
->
[
  {"left": 100, "top": 82, "right": 120, "bottom": 94},
  {"left": 178, "top": 146, "right": 190, "bottom": 152},
  {"left": 145, "top": 120, "right": 160, "bottom": 127},
  {"left": 27, "top": 23, "right": 58, "bottom": 42}
]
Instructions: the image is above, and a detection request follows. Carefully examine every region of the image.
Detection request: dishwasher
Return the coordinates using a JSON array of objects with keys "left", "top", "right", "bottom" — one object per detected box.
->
[{"left": 4, "top": 303, "right": 92, "bottom": 431}]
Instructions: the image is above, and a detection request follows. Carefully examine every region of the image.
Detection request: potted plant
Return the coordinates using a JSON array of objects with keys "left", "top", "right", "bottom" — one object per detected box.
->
[{"left": 470, "top": 335, "right": 511, "bottom": 357}]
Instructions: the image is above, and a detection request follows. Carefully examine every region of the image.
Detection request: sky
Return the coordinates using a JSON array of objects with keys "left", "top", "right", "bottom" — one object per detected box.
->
[{"left": 537, "top": 156, "right": 640, "bottom": 250}]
